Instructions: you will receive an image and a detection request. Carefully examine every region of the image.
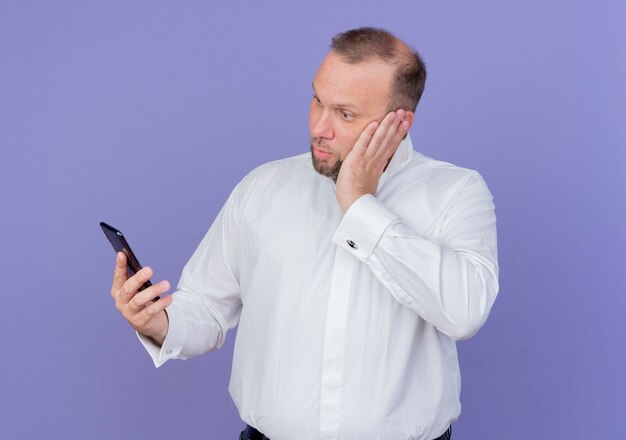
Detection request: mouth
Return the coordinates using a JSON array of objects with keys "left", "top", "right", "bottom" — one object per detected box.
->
[{"left": 312, "top": 145, "right": 333, "bottom": 160}]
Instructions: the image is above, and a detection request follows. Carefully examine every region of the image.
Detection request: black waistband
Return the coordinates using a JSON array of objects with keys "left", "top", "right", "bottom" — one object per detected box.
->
[
  {"left": 242, "top": 425, "right": 269, "bottom": 440},
  {"left": 242, "top": 424, "right": 451, "bottom": 440}
]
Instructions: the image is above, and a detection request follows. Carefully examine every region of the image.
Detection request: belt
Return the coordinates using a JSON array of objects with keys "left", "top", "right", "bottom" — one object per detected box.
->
[{"left": 241, "top": 424, "right": 452, "bottom": 440}]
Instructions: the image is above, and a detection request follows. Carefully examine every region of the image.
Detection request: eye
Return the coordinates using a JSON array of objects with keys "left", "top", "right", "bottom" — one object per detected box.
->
[
  {"left": 312, "top": 95, "right": 322, "bottom": 105},
  {"left": 340, "top": 111, "right": 353, "bottom": 121}
]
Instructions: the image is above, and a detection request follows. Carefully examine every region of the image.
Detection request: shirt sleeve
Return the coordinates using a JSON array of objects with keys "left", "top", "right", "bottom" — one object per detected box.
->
[
  {"left": 332, "top": 172, "right": 499, "bottom": 340},
  {"left": 139, "top": 183, "right": 244, "bottom": 367}
]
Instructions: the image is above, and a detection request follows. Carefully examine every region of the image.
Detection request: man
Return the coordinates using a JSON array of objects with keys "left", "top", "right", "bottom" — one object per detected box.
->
[{"left": 110, "top": 27, "right": 498, "bottom": 440}]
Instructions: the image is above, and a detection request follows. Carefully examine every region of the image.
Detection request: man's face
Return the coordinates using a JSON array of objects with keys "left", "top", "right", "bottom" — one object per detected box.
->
[{"left": 309, "top": 51, "right": 396, "bottom": 180}]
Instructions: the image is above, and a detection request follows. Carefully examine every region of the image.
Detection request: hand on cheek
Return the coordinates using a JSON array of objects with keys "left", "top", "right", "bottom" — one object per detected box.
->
[{"left": 335, "top": 109, "right": 410, "bottom": 212}]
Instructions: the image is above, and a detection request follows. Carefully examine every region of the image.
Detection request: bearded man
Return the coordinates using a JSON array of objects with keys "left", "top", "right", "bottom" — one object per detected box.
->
[{"left": 110, "top": 27, "right": 499, "bottom": 440}]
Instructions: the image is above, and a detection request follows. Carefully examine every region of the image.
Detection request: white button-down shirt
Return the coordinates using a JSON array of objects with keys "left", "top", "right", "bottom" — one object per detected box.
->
[{"left": 140, "top": 135, "right": 499, "bottom": 440}]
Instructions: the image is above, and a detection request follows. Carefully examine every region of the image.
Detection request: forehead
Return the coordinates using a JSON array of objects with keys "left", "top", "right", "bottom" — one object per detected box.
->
[{"left": 313, "top": 51, "right": 395, "bottom": 113}]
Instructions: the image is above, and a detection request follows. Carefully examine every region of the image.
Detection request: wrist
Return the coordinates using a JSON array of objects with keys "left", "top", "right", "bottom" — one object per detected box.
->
[
  {"left": 143, "top": 310, "right": 169, "bottom": 347},
  {"left": 338, "top": 191, "right": 368, "bottom": 213}
]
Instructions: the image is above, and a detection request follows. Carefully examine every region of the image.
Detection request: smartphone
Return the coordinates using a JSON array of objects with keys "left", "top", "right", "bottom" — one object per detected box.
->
[{"left": 100, "top": 222, "right": 153, "bottom": 292}]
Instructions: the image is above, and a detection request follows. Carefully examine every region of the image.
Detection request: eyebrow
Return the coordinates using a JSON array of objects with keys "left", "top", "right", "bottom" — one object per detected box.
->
[{"left": 312, "top": 82, "right": 359, "bottom": 113}]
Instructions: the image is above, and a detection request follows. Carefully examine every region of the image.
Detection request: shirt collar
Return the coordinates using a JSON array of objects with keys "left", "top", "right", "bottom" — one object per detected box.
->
[{"left": 377, "top": 133, "right": 415, "bottom": 188}]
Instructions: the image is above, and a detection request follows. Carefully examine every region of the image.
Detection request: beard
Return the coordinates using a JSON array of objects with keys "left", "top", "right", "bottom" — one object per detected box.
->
[{"left": 310, "top": 140, "right": 342, "bottom": 182}]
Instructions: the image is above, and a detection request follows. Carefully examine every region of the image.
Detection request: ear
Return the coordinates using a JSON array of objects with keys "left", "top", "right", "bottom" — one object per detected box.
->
[
  {"left": 401, "top": 110, "right": 415, "bottom": 130},
  {"left": 400, "top": 110, "right": 415, "bottom": 139}
]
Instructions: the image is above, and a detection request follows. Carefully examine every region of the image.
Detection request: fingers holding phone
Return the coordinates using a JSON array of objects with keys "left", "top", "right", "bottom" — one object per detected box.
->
[
  {"left": 111, "top": 252, "right": 172, "bottom": 346},
  {"left": 111, "top": 251, "right": 129, "bottom": 296}
]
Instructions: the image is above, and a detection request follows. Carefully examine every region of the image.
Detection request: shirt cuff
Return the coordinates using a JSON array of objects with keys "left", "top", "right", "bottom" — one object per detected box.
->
[
  {"left": 136, "top": 295, "right": 189, "bottom": 368},
  {"left": 332, "top": 194, "right": 399, "bottom": 259}
]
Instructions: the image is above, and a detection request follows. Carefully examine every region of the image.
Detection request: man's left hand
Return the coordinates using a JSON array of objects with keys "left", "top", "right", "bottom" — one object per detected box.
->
[{"left": 336, "top": 109, "right": 410, "bottom": 212}]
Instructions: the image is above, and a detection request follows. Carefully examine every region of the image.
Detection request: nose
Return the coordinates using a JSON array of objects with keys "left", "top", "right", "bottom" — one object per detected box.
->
[{"left": 310, "top": 107, "right": 334, "bottom": 140}]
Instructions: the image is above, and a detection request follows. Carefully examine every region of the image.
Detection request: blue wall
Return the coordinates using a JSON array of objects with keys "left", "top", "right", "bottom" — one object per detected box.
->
[{"left": 1, "top": 1, "right": 624, "bottom": 438}]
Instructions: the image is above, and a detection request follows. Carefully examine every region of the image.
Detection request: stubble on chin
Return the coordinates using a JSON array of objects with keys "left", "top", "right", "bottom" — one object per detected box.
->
[{"left": 310, "top": 144, "right": 342, "bottom": 182}]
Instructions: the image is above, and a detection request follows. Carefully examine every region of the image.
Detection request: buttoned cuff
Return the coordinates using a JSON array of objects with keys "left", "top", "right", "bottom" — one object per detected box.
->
[
  {"left": 136, "top": 295, "right": 189, "bottom": 368},
  {"left": 332, "top": 194, "right": 399, "bottom": 259}
]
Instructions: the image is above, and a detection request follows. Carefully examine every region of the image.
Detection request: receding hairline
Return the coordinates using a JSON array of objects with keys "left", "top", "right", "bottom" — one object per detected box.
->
[
  {"left": 329, "top": 27, "right": 427, "bottom": 111},
  {"left": 330, "top": 27, "right": 415, "bottom": 64}
]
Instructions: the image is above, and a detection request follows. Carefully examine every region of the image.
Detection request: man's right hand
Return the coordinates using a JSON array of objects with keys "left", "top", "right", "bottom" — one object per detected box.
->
[{"left": 111, "top": 252, "right": 173, "bottom": 346}]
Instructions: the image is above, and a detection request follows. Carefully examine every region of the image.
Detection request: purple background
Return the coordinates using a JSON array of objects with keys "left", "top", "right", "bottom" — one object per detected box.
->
[{"left": 1, "top": 1, "right": 624, "bottom": 438}]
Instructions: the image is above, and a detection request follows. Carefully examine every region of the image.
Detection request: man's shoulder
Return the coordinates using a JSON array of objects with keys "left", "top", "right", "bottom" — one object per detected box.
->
[
  {"left": 235, "top": 152, "right": 313, "bottom": 192},
  {"left": 408, "top": 150, "right": 483, "bottom": 186},
  {"left": 248, "top": 152, "right": 311, "bottom": 178}
]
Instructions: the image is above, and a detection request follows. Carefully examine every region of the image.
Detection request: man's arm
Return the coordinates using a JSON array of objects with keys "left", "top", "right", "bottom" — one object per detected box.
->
[
  {"left": 334, "top": 174, "right": 498, "bottom": 340},
  {"left": 335, "top": 109, "right": 498, "bottom": 339},
  {"left": 112, "top": 183, "right": 244, "bottom": 367}
]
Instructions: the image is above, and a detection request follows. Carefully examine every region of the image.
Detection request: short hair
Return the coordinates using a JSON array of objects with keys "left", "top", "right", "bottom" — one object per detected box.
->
[{"left": 330, "top": 27, "right": 427, "bottom": 112}]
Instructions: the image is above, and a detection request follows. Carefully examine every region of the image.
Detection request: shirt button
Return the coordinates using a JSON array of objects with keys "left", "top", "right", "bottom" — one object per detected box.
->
[
  {"left": 166, "top": 349, "right": 172, "bottom": 355},
  {"left": 346, "top": 239, "right": 358, "bottom": 250}
]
